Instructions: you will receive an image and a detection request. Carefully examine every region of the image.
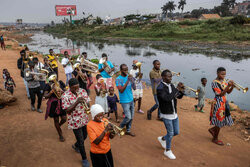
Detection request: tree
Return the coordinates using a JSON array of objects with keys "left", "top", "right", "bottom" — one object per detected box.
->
[
  {"left": 161, "top": 1, "right": 176, "bottom": 17},
  {"left": 178, "top": 0, "right": 186, "bottom": 16},
  {"left": 96, "top": 17, "right": 103, "bottom": 25}
]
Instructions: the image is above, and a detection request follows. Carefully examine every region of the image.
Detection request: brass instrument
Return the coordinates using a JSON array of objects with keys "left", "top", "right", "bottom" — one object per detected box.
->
[
  {"left": 173, "top": 82, "right": 198, "bottom": 96},
  {"left": 26, "top": 70, "right": 48, "bottom": 81},
  {"left": 135, "top": 62, "right": 143, "bottom": 80},
  {"left": 73, "top": 63, "right": 87, "bottom": 82},
  {"left": 48, "top": 53, "right": 59, "bottom": 69},
  {"left": 48, "top": 74, "right": 63, "bottom": 99},
  {"left": 99, "top": 57, "right": 114, "bottom": 76},
  {"left": 80, "top": 58, "right": 98, "bottom": 73},
  {"left": 161, "top": 69, "right": 180, "bottom": 77},
  {"left": 99, "top": 78, "right": 107, "bottom": 98},
  {"left": 77, "top": 94, "right": 90, "bottom": 115},
  {"left": 39, "top": 69, "right": 49, "bottom": 81},
  {"left": 226, "top": 79, "right": 248, "bottom": 93},
  {"left": 102, "top": 119, "right": 126, "bottom": 137}
]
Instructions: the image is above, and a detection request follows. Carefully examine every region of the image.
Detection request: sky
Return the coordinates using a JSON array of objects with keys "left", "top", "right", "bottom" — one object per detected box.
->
[{"left": 0, "top": 0, "right": 241, "bottom": 23}]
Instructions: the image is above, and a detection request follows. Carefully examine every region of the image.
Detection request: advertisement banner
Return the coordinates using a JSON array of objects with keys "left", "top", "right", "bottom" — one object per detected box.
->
[
  {"left": 60, "top": 48, "right": 80, "bottom": 56},
  {"left": 55, "top": 5, "right": 77, "bottom": 16}
]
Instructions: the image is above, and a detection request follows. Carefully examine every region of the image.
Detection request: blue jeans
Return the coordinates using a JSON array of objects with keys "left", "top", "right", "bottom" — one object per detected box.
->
[
  {"left": 163, "top": 117, "right": 179, "bottom": 150},
  {"left": 66, "top": 73, "right": 72, "bottom": 86},
  {"left": 23, "top": 78, "right": 30, "bottom": 98},
  {"left": 120, "top": 101, "right": 134, "bottom": 132},
  {"left": 149, "top": 95, "right": 160, "bottom": 117}
]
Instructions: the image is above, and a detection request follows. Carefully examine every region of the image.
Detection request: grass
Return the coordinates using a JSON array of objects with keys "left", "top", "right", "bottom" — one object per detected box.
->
[{"left": 44, "top": 18, "right": 250, "bottom": 42}]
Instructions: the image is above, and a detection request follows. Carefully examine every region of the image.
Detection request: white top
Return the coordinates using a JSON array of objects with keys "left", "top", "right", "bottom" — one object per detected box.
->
[
  {"left": 129, "top": 69, "right": 143, "bottom": 89},
  {"left": 160, "top": 81, "right": 178, "bottom": 120},
  {"left": 76, "top": 56, "right": 83, "bottom": 62},
  {"left": 35, "top": 62, "right": 44, "bottom": 71},
  {"left": 61, "top": 58, "right": 73, "bottom": 74}
]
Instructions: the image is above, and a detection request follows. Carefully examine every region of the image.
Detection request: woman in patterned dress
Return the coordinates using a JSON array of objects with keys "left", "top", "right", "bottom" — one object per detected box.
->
[{"left": 209, "top": 67, "right": 235, "bottom": 146}]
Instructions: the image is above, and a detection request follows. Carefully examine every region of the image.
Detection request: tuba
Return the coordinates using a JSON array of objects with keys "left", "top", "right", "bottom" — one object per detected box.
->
[
  {"left": 102, "top": 119, "right": 126, "bottom": 137},
  {"left": 48, "top": 74, "right": 63, "bottom": 99},
  {"left": 99, "top": 57, "right": 114, "bottom": 76},
  {"left": 135, "top": 62, "right": 143, "bottom": 80},
  {"left": 80, "top": 58, "right": 98, "bottom": 73}
]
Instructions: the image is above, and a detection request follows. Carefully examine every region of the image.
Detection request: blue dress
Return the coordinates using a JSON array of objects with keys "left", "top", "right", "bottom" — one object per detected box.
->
[{"left": 107, "top": 94, "right": 119, "bottom": 113}]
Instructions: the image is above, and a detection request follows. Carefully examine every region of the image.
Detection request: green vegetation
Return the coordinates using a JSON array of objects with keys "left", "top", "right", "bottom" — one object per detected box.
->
[{"left": 45, "top": 17, "right": 250, "bottom": 42}]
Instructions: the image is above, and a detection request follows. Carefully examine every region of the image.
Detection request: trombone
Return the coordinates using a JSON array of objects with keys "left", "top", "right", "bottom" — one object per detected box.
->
[
  {"left": 161, "top": 69, "right": 180, "bottom": 77},
  {"left": 102, "top": 119, "right": 126, "bottom": 137},
  {"left": 226, "top": 79, "right": 248, "bottom": 93}
]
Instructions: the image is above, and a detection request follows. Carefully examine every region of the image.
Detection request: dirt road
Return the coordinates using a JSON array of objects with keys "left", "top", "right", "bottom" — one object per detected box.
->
[{"left": 0, "top": 40, "right": 249, "bottom": 167}]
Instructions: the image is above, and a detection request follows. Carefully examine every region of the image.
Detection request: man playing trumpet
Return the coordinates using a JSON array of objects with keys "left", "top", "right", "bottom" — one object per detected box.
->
[
  {"left": 156, "top": 69, "right": 185, "bottom": 160},
  {"left": 87, "top": 104, "right": 115, "bottom": 167},
  {"left": 61, "top": 78, "right": 91, "bottom": 167}
]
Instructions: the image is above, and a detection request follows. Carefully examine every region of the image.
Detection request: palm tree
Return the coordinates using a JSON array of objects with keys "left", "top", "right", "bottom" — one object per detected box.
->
[
  {"left": 161, "top": 1, "right": 176, "bottom": 17},
  {"left": 178, "top": 0, "right": 186, "bottom": 17}
]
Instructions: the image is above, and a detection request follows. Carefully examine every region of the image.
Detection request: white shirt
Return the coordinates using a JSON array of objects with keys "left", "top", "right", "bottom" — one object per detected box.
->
[
  {"left": 129, "top": 69, "right": 143, "bottom": 89},
  {"left": 160, "top": 81, "right": 178, "bottom": 120},
  {"left": 61, "top": 58, "right": 73, "bottom": 74},
  {"left": 35, "top": 62, "right": 44, "bottom": 71}
]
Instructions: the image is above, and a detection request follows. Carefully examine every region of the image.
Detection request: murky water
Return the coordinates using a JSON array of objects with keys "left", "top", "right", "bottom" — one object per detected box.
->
[{"left": 24, "top": 32, "right": 250, "bottom": 110}]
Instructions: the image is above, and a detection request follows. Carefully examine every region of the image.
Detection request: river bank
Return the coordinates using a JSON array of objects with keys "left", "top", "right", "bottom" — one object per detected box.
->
[
  {"left": 0, "top": 29, "right": 249, "bottom": 167},
  {"left": 44, "top": 18, "right": 250, "bottom": 58}
]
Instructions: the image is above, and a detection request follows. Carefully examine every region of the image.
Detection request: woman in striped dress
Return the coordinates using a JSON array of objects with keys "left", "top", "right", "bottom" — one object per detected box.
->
[{"left": 209, "top": 67, "right": 234, "bottom": 146}]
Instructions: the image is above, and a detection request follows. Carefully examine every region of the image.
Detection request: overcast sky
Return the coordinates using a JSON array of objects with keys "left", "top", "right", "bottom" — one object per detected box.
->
[{"left": 0, "top": 0, "right": 241, "bottom": 23}]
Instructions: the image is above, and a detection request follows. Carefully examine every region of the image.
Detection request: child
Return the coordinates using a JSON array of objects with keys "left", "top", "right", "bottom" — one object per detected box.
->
[
  {"left": 94, "top": 74, "right": 108, "bottom": 114},
  {"left": 4, "top": 72, "right": 16, "bottom": 95},
  {"left": 107, "top": 87, "right": 120, "bottom": 123},
  {"left": 195, "top": 78, "right": 207, "bottom": 113},
  {"left": 2, "top": 69, "right": 8, "bottom": 88},
  {"left": 87, "top": 104, "right": 115, "bottom": 167},
  {"left": 209, "top": 67, "right": 234, "bottom": 146}
]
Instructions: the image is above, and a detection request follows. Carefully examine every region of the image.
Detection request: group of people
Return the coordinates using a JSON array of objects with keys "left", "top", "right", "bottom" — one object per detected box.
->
[{"left": 1, "top": 46, "right": 235, "bottom": 167}]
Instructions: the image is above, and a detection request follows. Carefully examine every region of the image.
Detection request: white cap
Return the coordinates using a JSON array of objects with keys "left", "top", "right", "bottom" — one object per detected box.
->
[{"left": 90, "top": 104, "right": 104, "bottom": 119}]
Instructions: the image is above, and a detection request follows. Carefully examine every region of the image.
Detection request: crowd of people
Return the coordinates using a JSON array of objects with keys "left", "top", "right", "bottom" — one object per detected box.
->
[{"left": 0, "top": 46, "right": 237, "bottom": 167}]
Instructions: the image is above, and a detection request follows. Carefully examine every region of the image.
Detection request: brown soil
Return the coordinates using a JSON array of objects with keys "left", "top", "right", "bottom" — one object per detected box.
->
[{"left": 0, "top": 35, "right": 249, "bottom": 167}]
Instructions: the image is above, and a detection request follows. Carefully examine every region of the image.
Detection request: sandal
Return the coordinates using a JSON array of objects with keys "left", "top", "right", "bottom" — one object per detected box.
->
[{"left": 212, "top": 139, "right": 224, "bottom": 146}]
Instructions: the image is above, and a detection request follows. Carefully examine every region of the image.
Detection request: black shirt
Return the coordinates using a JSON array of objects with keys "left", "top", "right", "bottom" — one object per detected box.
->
[
  {"left": 44, "top": 80, "right": 66, "bottom": 98},
  {"left": 72, "top": 69, "right": 91, "bottom": 90}
]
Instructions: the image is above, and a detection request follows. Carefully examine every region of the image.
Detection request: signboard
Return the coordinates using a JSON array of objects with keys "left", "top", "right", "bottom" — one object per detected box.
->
[
  {"left": 55, "top": 5, "right": 77, "bottom": 16},
  {"left": 60, "top": 48, "right": 80, "bottom": 56}
]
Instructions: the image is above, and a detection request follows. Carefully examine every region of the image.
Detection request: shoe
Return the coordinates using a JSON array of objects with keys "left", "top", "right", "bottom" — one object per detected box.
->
[
  {"left": 164, "top": 150, "right": 176, "bottom": 160},
  {"left": 147, "top": 110, "right": 152, "bottom": 120},
  {"left": 194, "top": 105, "right": 198, "bottom": 111},
  {"left": 0, "top": 105, "right": 4, "bottom": 109},
  {"left": 82, "top": 159, "right": 90, "bottom": 167},
  {"left": 137, "top": 109, "right": 144, "bottom": 114},
  {"left": 158, "top": 136, "right": 166, "bottom": 149},
  {"left": 199, "top": 110, "right": 205, "bottom": 113},
  {"left": 37, "top": 108, "right": 43, "bottom": 113},
  {"left": 72, "top": 144, "right": 80, "bottom": 153},
  {"left": 31, "top": 105, "right": 36, "bottom": 111},
  {"left": 125, "top": 131, "right": 136, "bottom": 137},
  {"left": 59, "top": 136, "right": 65, "bottom": 142}
]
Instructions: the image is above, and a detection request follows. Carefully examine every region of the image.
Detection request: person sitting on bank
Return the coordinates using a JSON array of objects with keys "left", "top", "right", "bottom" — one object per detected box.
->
[{"left": 87, "top": 104, "right": 115, "bottom": 167}]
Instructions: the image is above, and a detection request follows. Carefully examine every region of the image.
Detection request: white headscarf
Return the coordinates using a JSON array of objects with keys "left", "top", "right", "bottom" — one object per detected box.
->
[{"left": 90, "top": 104, "right": 104, "bottom": 119}]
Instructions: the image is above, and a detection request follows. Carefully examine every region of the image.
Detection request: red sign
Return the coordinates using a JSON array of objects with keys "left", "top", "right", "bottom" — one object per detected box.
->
[
  {"left": 60, "top": 49, "right": 80, "bottom": 56},
  {"left": 55, "top": 5, "right": 77, "bottom": 16}
]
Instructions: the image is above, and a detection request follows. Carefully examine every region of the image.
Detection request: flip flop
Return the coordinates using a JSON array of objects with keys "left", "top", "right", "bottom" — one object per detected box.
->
[{"left": 212, "top": 139, "right": 224, "bottom": 146}]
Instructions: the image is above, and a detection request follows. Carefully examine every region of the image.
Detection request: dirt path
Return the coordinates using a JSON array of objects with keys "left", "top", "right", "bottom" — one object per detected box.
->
[{"left": 0, "top": 41, "right": 249, "bottom": 167}]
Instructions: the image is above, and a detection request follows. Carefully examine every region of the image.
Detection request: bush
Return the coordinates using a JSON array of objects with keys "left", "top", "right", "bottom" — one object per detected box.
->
[{"left": 230, "top": 15, "right": 247, "bottom": 25}]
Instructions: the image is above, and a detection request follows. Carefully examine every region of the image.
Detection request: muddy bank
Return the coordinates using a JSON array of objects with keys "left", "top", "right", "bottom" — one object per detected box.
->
[{"left": 48, "top": 32, "right": 250, "bottom": 61}]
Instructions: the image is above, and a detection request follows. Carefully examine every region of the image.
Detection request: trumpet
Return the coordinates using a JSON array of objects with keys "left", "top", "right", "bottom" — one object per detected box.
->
[
  {"left": 48, "top": 74, "right": 63, "bottom": 99},
  {"left": 102, "top": 119, "right": 126, "bottom": 137},
  {"left": 161, "top": 69, "right": 180, "bottom": 77},
  {"left": 226, "top": 79, "right": 248, "bottom": 93},
  {"left": 185, "top": 85, "right": 199, "bottom": 96},
  {"left": 77, "top": 94, "right": 90, "bottom": 115}
]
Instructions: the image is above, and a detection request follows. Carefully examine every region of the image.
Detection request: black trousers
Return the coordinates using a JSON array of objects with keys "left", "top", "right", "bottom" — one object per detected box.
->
[
  {"left": 73, "top": 126, "right": 88, "bottom": 160},
  {"left": 29, "top": 87, "right": 42, "bottom": 109},
  {"left": 90, "top": 150, "right": 114, "bottom": 167}
]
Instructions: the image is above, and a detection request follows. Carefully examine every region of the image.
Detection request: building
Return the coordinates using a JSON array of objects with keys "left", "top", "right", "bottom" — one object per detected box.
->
[
  {"left": 199, "top": 14, "right": 221, "bottom": 20},
  {"left": 231, "top": 0, "right": 250, "bottom": 17}
]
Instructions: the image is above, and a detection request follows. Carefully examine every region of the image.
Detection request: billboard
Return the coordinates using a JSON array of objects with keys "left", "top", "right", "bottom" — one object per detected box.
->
[{"left": 55, "top": 5, "right": 77, "bottom": 16}]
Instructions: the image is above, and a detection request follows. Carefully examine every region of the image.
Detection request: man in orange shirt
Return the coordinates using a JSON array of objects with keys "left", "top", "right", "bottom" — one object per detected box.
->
[{"left": 87, "top": 104, "right": 115, "bottom": 167}]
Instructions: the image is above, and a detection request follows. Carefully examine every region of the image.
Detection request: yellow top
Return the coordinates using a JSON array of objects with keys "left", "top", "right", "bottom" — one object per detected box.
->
[{"left": 47, "top": 54, "right": 58, "bottom": 68}]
